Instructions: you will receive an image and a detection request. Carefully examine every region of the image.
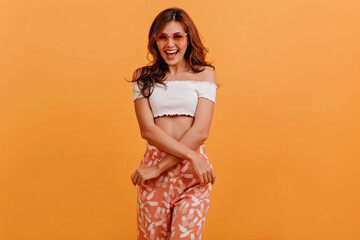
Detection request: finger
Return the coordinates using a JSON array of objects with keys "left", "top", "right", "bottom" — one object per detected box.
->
[
  {"left": 199, "top": 175, "right": 205, "bottom": 187},
  {"left": 206, "top": 172, "right": 211, "bottom": 185},
  {"left": 131, "top": 177, "right": 136, "bottom": 186},
  {"left": 207, "top": 172, "right": 212, "bottom": 185},
  {"left": 136, "top": 174, "right": 142, "bottom": 186},
  {"left": 131, "top": 172, "right": 136, "bottom": 186},
  {"left": 139, "top": 176, "right": 146, "bottom": 187},
  {"left": 137, "top": 171, "right": 145, "bottom": 186},
  {"left": 210, "top": 170, "right": 216, "bottom": 185},
  {"left": 202, "top": 173, "right": 208, "bottom": 186},
  {"left": 141, "top": 179, "right": 148, "bottom": 187},
  {"left": 134, "top": 171, "right": 140, "bottom": 186}
]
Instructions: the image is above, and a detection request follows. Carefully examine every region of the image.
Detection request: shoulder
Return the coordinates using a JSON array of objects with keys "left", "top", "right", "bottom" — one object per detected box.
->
[
  {"left": 200, "top": 66, "right": 216, "bottom": 84},
  {"left": 132, "top": 68, "right": 142, "bottom": 81}
]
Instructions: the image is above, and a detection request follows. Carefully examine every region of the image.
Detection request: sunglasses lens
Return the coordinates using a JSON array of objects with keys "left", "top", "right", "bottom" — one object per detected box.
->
[
  {"left": 156, "top": 33, "right": 168, "bottom": 44},
  {"left": 156, "top": 33, "right": 187, "bottom": 44},
  {"left": 173, "top": 33, "right": 185, "bottom": 43}
]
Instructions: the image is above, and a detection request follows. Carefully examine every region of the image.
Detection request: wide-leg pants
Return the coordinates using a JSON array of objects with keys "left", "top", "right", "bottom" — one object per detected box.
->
[{"left": 137, "top": 142, "right": 213, "bottom": 240}]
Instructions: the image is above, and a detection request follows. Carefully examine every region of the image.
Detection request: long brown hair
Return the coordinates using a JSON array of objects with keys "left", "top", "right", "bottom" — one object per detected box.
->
[{"left": 128, "top": 7, "right": 217, "bottom": 97}]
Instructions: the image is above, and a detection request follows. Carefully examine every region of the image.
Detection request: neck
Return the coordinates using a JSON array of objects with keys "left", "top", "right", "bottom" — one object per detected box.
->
[{"left": 167, "top": 60, "right": 189, "bottom": 78}]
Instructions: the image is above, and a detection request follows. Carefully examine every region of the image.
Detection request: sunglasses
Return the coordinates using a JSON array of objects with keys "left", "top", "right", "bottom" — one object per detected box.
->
[{"left": 155, "top": 32, "right": 188, "bottom": 45}]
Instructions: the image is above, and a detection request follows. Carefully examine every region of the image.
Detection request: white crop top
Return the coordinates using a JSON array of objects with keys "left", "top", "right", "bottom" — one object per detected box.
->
[{"left": 132, "top": 80, "right": 217, "bottom": 118}]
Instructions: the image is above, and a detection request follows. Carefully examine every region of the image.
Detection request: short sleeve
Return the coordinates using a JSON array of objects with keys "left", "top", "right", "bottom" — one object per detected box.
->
[
  {"left": 132, "top": 81, "right": 145, "bottom": 101},
  {"left": 196, "top": 82, "right": 217, "bottom": 103}
]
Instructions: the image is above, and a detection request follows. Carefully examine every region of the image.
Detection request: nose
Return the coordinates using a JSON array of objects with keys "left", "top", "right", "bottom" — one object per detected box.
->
[{"left": 166, "top": 36, "right": 176, "bottom": 47}]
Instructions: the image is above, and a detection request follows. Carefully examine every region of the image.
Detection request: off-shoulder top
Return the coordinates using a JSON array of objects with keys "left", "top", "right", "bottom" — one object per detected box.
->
[{"left": 132, "top": 80, "right": 217, "bottom": 118}]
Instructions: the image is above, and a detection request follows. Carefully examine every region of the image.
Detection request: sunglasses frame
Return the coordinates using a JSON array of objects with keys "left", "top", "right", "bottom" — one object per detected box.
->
[{"left": 155, "top": 32, "right": 188, "bottom": 45}]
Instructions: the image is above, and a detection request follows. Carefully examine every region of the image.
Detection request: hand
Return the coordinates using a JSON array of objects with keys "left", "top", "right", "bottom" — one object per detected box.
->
[
  {"left": 131, "top": 165, "right": 161, "bottom": 186},
  {"left": 189, "top": 153, "right": 216, "bottom": 187}
]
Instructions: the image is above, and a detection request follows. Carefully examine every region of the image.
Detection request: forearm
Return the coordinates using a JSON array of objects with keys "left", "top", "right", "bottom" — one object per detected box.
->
[
  {"left": 143, "top": 124, "right": 205, "bottom": 164},
  {"left": 155, "top": 127, "right": 206, "bottom": 173}
]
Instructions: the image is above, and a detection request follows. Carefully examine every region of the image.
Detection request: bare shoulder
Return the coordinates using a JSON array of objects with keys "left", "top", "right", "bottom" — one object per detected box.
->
[
  {"left": 201, "top": 66, "right": 216, "bottom": 84},
  {"left": 132, "top": 68, "right": 142, "bottom": 81}
]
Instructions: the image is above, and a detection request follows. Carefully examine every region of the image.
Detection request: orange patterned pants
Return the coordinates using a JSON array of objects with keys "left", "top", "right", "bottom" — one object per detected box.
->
[{"left": 137, "top": 142, "right": 213, "bottom": 240}]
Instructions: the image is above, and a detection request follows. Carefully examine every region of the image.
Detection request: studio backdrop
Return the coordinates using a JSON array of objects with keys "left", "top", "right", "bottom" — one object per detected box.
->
[{"left": 0, "top": 0, "right": 359, "bottom": 239}]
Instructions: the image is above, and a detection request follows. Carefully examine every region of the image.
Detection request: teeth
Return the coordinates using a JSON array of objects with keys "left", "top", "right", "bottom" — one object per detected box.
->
[{"left": 166, "top": 50, "right": 177, "bottom": 54}]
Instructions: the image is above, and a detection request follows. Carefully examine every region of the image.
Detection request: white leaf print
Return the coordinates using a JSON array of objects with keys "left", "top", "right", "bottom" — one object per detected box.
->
[
  {"left": 181, "top": 164, "right": 189, "bottom": 173},
  {"left": 161, "top": 177, "right": 168, "bottom": 188},
  {"left": 149, "top": 228, "right": 155, "bottom": 240},
  {"left": 154, "top": 207, "right": 161, "bottom": 218},
  {"left": 181, "top": 216, "right": 189, "bottom": 226},
  {"left": 196, "top": 209, "right": 203, "bottom": 218},
  {"left": 200, "top": 190, "right": 209, "bottom": 199},
  {"left": 200, "top": 203, "right": 204, "bottom": 213},
  {"left": 155, "top": 219, "right": 164, "bottom": 226},
  {"left": 160, "top": 207, "right": 166, "bottom": 219},
  {"left": 189, "top": 178, "right": 197, "bottom": 186},
  {"left": 178, "top": 180, "right": 185, "bottom": 190},
  {"left": 148, "top": 201, "right": 159, "bottom": 206},
  {"left": 182, "top": 203, "right": 189, "bottom": 214},
  {"left": 145, "top": 214, "right": 151, "bottom": 223},
  {"left": 146, "top": 190, "right": 155, "bottom": 200},
  {"left": 187, "top": 209, "right": 194, "bottom": 220},
  {"left": 191, "top": 201, "right": 201, "bottom": 207},
  {"left": 145, "top": 207, "right": 150, "bottom": 214},
  {"left": 155, "top": 175, "right": 164, "bottom": 187},
  {"left": 148, "top": 144, "right": 157, "bottom": 151},
  {"left": 189, "top": 216, "right": 199, "bottom": 228},
  {"left": 182, "top": 174, "right": 193, "bottom": 178},
  {"left": 180, "top": 230, "right": 192, "bottom": 238},
  {"left": 146, "top": 160, "right": 153, "bottom": 167},
  {"left": 197, "top": 221, "right": 203, "bottom": 235},
  {"left": 162, "top": 200, "right": 170, "bottom": 208},
  {"left": 141, "top": 190, "right": 147, "bottom": 201},
  {"left": 178, "top": 224, "right": 188, "bottom": 233},
  {"left": 163, "top": 191, "right": 168, "bottom": 198},
  {"left": 194, "top": 188, "right": 201, "bottom": 197},
  {"left": 191, "top": 196, "right": 199, "bottom": 203},
  {"left": 148, "top": 222, "right": 154, "bottom": 231},
  {"left": 139, "top": 224, "right": 146, "bottom": 233}
]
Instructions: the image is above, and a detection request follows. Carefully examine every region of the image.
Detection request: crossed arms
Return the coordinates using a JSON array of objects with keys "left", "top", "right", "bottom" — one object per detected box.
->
[{"left": 130, "top": 69, "right": 217, "bottom": 186}]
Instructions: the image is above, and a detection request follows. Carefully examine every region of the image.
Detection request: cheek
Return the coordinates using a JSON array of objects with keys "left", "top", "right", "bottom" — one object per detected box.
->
[
  {"left": 179, "top": 42, "right": 187, "bottom": 51},
  {"left": 181, "top": 46, "right": 188, "bottom": 54}
]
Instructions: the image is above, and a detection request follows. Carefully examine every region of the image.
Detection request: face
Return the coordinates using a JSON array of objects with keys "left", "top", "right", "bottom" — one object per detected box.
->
[{"left": 156, "top": 21, "right": 189, "bottom": 66}]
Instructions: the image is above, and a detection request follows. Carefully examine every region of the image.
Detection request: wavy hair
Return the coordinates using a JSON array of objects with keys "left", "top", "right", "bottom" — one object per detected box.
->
[{"left": 128, "top": 7, "right": 217, "bottom": 98}]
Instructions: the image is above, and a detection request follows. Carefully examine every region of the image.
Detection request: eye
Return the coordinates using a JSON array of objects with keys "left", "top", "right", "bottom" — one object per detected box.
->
[
  {"left": 158, "top": 34, "right": 167, "bottom": 39},
  {"left": 174, "top": 34, "right": 183, "bottom": 39}
]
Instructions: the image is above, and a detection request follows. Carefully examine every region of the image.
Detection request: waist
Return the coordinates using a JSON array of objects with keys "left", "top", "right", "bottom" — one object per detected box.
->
[
  {"left": 154, "top": 116, "right": 194, "bottom": 141},
  {"left": 141, "top": 142, "right": 209, "bottom": 168},
  {"left": 146, "top": 142, "right": 206, "bottom": 155}
]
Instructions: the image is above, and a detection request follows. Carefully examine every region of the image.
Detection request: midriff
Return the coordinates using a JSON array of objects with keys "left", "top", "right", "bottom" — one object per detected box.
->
[
  {"left": 153, "top": 69, "right": 207, "bottom": 141},
  {"left": 154, "top": 115, "right": 194, "bottom": 141}
]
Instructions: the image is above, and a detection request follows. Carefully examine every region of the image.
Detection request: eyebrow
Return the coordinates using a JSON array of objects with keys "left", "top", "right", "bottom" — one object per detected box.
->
[{"left": 160, "top": 31, "right": 182, "bottom": 34}]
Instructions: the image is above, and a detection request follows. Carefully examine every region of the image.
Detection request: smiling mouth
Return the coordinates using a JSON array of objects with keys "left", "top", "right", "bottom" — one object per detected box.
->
[{"left": 165, "top": 50, "right": 179, "bottom": 56}]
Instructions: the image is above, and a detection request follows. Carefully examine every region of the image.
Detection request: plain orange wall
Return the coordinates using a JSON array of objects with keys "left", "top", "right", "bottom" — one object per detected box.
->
[{"left": 1, "top": 0, "right": 359, "bottom": 239}]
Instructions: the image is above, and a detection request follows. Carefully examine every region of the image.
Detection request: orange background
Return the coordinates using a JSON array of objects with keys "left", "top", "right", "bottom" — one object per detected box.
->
[{"left": 1, "top": 0, "right": 359, "bottom": 239}]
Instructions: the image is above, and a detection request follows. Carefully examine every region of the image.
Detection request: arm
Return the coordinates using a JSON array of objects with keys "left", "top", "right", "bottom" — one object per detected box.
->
[
  {"left": 132, "top": 97, "right": 216, "bottom": 186},
  {"left": 155, "top": 96, "right": 215, "bottom": 173},
  {"left": 134, "top": 97, "right": 201, "bottom": 162},
  {"left": 131, "top": 68, "right": 217, "bottom": 186},
  {"left": 131, "top": 68, "right": 198, "bottom": 161},
  {"left": 154, "top": 67, "right": 217, "bottom": 172}
]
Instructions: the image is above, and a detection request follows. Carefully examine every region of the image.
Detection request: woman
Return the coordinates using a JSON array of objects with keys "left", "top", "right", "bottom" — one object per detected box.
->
[{"left": 130, "top": 7, "right": 218, "bottom": 240}]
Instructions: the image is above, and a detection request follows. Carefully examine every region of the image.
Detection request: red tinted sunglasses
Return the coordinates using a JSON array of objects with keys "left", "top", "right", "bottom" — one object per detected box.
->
[{"left": 155, "top": 32, "right": 188, "bottom": 45}]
